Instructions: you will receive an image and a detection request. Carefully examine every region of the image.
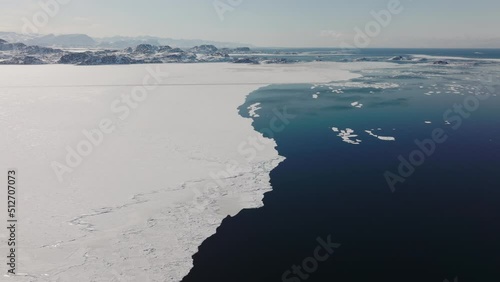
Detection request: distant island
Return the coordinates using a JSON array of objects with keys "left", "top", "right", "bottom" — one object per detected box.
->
[
  {"left": 0, "top": 35, "right": 293, "bottom": 65},
  {"left": 0, "top": 32, "right": 256, "bottom": 49}
]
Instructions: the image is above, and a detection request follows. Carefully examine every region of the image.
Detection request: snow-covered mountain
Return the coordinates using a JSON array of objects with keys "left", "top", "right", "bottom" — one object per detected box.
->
[
  {"left": 25, "top": 34, "right": 97, "bottom": 48},
  {"left": 0, "top": 32, "right": 253, "bottom": 49},
  {"left": 0, "top": 38, "right": 291, "bottom": 65},
  {"left": 0, "top": 32, "right": 40, "bottom": 44},
  {"left": 96, "top": 35, "right": 253, "bottom": 49}
]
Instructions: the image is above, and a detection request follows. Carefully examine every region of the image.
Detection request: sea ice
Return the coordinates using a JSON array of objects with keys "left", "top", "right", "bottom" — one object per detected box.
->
[
  {"left": 248, "top": 102, "right": 262, "bottom": 117},
  {"left": 333, "top": 127, "right": 362, "bottom": 145},
  {"left": 351, "top": 101, "right": 363, "bottom": 108},
  {"left": 0, "top": 61, "right": 362, "bottom": 282},
  {"left": 365, "top": 130, "right": 396, "bottom": 141}
]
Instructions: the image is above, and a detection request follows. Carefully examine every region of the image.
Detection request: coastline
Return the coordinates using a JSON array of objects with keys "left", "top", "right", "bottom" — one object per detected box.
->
[{"left": 0, "top": 62, "right": 361, "bottom": 281}]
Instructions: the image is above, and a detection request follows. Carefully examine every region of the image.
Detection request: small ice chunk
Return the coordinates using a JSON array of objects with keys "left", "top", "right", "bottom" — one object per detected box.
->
[
  {"left": 377, "top": 136, "right": 396, "bottom": 141},
  {"left": 425, "top": 121, "right": 432, "bottom": 124},
  {"left": 248, "top": 103, "right": 262, "bottom": 118},
  {"left": 365, "top": 130, "right": 396, "bottom": 141},
  {"left": 351, "top": 101, "right": 363, "bottom": 108},
  {"left": 365, "top": 130, "right": 377, "bottom": 137}
]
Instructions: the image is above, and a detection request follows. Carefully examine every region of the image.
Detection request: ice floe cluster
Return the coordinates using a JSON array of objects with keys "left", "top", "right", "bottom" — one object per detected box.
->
[
  {"left": 248, "top": 103, "right": 262, "bottom": 118},
  {"left": 421, "top": 81, "right": 497, "bottom": 97},
  {"left": 320, "top": 81, "right": 400, "bottom": 89},
  {"left": 332, "top": 127, "right": 362, "bottom": 145},
  {"left": 309, "top": 81, "right": 401, "bottom": 101},
  {"left": 351, "top": 101, "right": 363, "bottom": 108},
  {"left": 364, "top": 129, "right": 396, "bottom": 141},
  {"left": 332, "top": 127, "right": 396, "bottom": 145}
]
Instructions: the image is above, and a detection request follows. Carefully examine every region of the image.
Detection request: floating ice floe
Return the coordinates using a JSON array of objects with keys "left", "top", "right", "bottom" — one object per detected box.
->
[
  {"left": 332, "top": 127, "right": 362, "bottom": 145},
  {"left": 248, "top": 103, "right": 262, "bottom": 118},
  {"left": 445, "top": 83, "right": 466, "bottom": 95},
  {"left": 320, "top": 81, "right": 399, "bottom": 90},
  {"left": 425, "top": 121, "right": 432, "bottom": 124},
  {"left": 351, "top": 101, "right": 363, "bottom": 108},
  {"left": 312, "top": 91, "right": 320, "bottom": 99},
  {"left": 365, "top": 130, "right": 396, "bottom": 141},
  {"left": 378, "top": 136, "right": 396, "bottom": 141}
]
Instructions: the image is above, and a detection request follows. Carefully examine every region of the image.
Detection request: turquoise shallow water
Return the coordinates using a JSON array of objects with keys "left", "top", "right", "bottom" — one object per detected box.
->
[{"left": 183, "top": 50, "right": 500, "bottom": 282}]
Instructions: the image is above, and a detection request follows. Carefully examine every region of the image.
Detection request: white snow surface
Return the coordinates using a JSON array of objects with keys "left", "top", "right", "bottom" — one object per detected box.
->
[{"left": 0, "top": 62, "right": 361, "bottom": 281}]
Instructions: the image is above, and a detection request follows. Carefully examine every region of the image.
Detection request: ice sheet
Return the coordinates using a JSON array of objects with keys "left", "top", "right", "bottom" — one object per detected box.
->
[{"left": 0, "top": 62, "right": 361, "bottom": 281}]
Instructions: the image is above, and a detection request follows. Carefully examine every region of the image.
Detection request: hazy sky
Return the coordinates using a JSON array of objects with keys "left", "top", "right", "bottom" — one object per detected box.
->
[{"left": 1, "top": 0, "right": 500, "bottom": 47}]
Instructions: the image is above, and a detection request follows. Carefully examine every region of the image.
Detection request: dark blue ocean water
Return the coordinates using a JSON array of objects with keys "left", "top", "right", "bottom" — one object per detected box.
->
[{"left": 182, "top": 50, "right": 500, "bottom": 282}]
